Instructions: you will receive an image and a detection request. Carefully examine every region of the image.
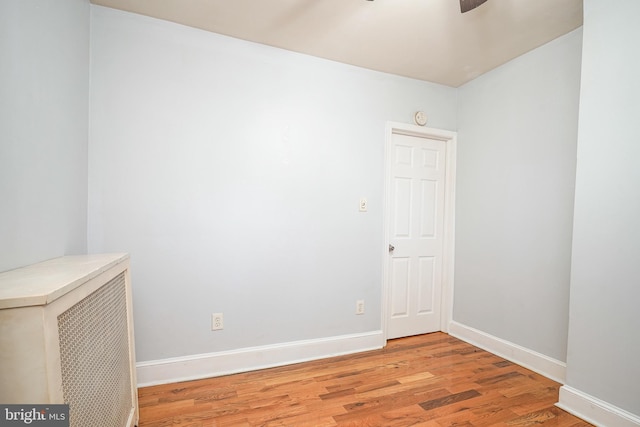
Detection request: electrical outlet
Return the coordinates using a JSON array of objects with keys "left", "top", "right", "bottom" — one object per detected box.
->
[
  {"left": 356, "top": 300, "right": 365, "bottom": 315},
  {"left": 211, "top": 313, "right": 223, "bottom": 331}
]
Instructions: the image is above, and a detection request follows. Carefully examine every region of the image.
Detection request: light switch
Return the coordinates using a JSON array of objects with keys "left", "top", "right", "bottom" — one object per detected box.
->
[{"left": 359, "top": 197, "right": 368, "bottom": 212}]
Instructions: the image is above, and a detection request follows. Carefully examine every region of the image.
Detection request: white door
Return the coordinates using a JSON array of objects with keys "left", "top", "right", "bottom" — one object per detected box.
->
[{"left": 385, "top": 128, "right": 448, "bottom": 339}]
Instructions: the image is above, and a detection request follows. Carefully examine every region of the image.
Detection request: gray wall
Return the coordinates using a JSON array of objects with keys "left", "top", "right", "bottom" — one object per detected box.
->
[
  {"left": 565, "top": 0, "right": 640, "bottom": 415},
  {"left": 0, "top": 0, "right": 89, "bottom": 272},
  {"left": 454, "top": 29, "right": 583, "bottom": 362},
  {"left": 88, "top": 6, "right": 457, "bottom": 362}
]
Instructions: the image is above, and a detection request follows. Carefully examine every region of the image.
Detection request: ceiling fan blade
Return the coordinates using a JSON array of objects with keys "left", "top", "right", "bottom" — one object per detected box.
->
[{"left": 460, "top": 0, "right": 488, "bottom": 13}]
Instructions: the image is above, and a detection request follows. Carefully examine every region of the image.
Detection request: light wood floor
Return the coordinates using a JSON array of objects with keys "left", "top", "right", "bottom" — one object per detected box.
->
[{"left": 137, "top": 332, "right": 590, "bottom": 426}]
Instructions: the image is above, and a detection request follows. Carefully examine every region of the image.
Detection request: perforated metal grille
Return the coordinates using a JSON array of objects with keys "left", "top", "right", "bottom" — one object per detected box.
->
[{"left": 58, "top": 272, "right": 133, "bottom": 427}]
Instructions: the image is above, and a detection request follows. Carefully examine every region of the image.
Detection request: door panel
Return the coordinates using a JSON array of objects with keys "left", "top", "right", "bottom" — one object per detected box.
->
[
  {"left": 420, "top": 180, "right": 438, "bottom": 237},
  {"left": 390, "top": 257, "right": 410, "bottom": 317},
  {"left": 393, "top": 178, "right": 412, "bottom": 237},
  {"left": 417, "top": 256, "right": 435, "bottom": 314}
]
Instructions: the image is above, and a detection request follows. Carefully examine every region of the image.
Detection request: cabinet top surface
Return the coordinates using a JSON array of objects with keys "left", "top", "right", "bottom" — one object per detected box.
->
[{"left": 0, "top": 253, "right": 129, "bottom": 309}]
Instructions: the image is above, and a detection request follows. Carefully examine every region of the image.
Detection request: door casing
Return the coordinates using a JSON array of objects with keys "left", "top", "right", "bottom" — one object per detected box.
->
[{"left": 381, "top": 121, "right": 457, "bottom": 343}]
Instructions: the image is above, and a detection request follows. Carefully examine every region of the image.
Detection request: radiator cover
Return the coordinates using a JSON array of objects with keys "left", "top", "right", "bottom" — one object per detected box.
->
[{"left": 0, "top": 254, "right": 138, "bottom": 427}]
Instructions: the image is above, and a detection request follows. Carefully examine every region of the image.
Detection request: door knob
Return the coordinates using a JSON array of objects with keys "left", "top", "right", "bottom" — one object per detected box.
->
[{"left": 389, "top": 244, "right": 395, "bottom": 252}]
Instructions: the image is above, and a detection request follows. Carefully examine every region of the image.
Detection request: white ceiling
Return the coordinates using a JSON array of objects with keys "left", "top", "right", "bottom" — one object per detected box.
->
[{"left": 90, "top": 0, "right": 583, "bottom": 87}]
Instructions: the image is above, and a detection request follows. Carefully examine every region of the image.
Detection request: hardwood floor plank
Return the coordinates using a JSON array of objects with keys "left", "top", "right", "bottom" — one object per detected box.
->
[
  {"left": 475, "top": 371, "right": 525, "bottom": 385},
  {"left": 468, "top": 405, "right": 520, "bottom": 426},
  {"left": 418, "top": 389, "right": 482, "bottom": 411},
  {"left": 397, "top": 371, "right": 436, "bottom": 384},
  {"left": 138, "top": 333, "right": 591, "bottom": 426}
]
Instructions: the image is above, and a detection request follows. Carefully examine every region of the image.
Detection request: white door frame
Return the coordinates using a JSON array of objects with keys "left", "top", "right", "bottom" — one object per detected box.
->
[{"left": 381, "top": 121, "right": 457, "bottom": 343}]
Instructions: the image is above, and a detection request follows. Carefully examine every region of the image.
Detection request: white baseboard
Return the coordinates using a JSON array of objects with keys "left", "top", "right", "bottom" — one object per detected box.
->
[
  {"left": 557, "top": 386, "right": 640, "bottom": 427},
  {"left": 448, "top": 321, "right": 566, "bottom": 383},
  {"left": 136, "top": 330, "right": 384, "bottom": 387}
]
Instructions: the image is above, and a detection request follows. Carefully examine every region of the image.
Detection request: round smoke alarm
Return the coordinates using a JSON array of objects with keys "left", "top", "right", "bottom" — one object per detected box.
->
[{"left": 414, "top": 111, "right": 428, "bottom": 126}]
